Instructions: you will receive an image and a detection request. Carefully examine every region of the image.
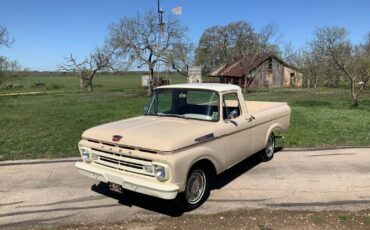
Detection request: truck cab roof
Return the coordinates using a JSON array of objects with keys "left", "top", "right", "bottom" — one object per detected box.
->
[{"left": 156, "top": 83, "right": 241, "bottom": 93}]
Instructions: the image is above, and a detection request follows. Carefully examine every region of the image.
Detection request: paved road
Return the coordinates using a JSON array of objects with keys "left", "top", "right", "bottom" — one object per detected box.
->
[{"left": 1, "top": 148, "right": 370, "bottom": 228}]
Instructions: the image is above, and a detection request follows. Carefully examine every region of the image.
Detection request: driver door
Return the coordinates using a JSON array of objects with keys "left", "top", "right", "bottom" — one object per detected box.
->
[{"left": 222, "top": 92, "right": 254, "bottom": 167}]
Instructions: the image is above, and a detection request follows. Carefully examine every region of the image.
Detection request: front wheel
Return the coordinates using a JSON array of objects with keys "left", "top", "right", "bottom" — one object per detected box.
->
[
  {"left": 176, "top": 167, "right": 210, "bottom": 211},
  {"left": 259, "top": 133, "right": 275, "bottom": 162}
]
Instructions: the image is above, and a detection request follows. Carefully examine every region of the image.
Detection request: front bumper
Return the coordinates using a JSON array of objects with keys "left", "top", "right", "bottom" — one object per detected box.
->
[{"left": 75, "top": 161, "right": 179, "bottom": 200}]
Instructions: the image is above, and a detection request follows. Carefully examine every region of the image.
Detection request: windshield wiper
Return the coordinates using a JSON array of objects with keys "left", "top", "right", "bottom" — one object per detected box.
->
[{"left": 157, "top": 113, "right": 188, "bottom": 120}]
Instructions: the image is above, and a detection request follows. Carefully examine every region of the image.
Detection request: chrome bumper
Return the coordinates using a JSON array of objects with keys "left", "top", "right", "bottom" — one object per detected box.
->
[{"left": 75, "top": 161, "right": 179, "bottom": 200}]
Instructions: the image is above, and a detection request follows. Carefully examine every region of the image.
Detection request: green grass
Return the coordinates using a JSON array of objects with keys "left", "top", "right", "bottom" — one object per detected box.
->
[
  {"left": 244, "top": 88, "right": 370, "bottom": 147},
  {"left": 311, "top": 215, "right": 325, "bottom": 225},
  {"left": 337, "top": 214, "right": 352, "bottom": 223},
  {"left": 365, "top": 215, "right": 370, "bottom": 225},
  {"left": 0, "top": 75, "right": 369, "bottom": 160}
]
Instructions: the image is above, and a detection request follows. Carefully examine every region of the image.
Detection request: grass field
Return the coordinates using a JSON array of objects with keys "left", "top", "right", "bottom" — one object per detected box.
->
[{"left": 1, "top": 74, "right": 369, "bottom": 160}]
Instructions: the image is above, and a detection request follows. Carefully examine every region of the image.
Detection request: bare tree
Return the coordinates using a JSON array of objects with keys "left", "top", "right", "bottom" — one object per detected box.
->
[
  {"left": 0, "top": 25, "right": 13, "bottom": 47},
  {"left": 107, "top": 10, "right": 189, "bottom": 95},
  {"left": 258, "top": 22, "right": 281, "bottom": 54},
  {"left": 166, "top": 41, "right": 194, "bottom": 77},
  {"left": 0, "top": 25, "right": 16, "bottom": 78},
  {"left": 0, "top": 56, "right": 21, "bottom": 78},
  {"left": 311, "top": 27, "right": 370, "bottom": 107},
  {"left": 59, "top": 48, "right": 114, "bottom": 92}
]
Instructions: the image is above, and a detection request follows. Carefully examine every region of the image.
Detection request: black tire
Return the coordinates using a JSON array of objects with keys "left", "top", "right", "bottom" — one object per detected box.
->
[
  {"left": 176, "top": 166, "right": 210, "bottom": 211},
  {"left": 259, "top": 133, "right": 275, "bottom": 162}
]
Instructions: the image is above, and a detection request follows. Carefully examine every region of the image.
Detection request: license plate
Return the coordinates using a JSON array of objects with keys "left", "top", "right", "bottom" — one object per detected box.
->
[{"left": 109, "top": 183, "right": 123, "bottom": 193}]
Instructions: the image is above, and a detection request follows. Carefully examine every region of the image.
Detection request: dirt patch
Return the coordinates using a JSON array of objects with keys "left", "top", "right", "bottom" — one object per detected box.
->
[{"left": 54, "top": 208, "right": 370, "bottom": 230}]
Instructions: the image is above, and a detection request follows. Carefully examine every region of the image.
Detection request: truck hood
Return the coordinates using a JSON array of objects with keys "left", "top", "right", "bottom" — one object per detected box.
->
[{"left": 82, "top": 116, "right": 217, "bottom": 152}]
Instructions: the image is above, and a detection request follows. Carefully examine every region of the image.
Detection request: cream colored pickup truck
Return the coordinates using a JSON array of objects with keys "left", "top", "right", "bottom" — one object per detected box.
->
[{"left": 75, "top": 83, "right": 291, "bottom": 210}]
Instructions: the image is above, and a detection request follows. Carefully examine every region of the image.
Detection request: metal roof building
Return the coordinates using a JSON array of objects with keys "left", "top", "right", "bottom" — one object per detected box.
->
[{"left": 209, "top": 53, "right": 303, "bottom": 88}]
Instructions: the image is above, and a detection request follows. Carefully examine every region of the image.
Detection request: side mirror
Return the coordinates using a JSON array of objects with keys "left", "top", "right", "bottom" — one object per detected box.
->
[
  {"left": 143, "top": 106, "right": 148, "bottom": 114},
  {"left": 229, "top": 109, "right": 238, "bottom": 119}
]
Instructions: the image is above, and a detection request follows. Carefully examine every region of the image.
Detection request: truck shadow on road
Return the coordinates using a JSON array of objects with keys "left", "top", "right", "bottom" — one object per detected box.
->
[
  {"left": 92, "top": 182, "right": 185, "bottom": 216},
  {"left": 91, "top": 149, "right": 283, "bottom": 217}
]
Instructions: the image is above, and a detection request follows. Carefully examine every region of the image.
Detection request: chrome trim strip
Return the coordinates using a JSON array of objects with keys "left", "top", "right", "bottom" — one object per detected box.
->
[{"left": 165, "top": 113, "right": 290, "bottom": 154}]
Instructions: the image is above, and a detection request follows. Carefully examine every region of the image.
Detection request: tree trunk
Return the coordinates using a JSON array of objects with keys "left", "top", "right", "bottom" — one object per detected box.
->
[
  {"left": 313, "top": 76, "right": 317, "bottom": 88},
  {"left": 147, "top": 67, "right": 154, "bottom": 96},
  {"left": 87, "top": 71, "right": 97, "bottom": 92},
  {"left": 87, "top": 78, "right": 93, "bottom": 92},
  {"left": 80, "top": 76, "right": 85, "bottom": 88},
  {"left": 350, "top": 80, "right": 358, "bottom": 107},
  {"left": 77, "top": 72, "right": 85, "bottom": 88}
]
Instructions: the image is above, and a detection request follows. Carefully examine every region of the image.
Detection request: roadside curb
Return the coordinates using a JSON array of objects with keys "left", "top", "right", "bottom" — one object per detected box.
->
[
  {"left": 282, "top": 147, "right": 370, "bottom": 152},
  {"left": 0, "top": 90, "right": 84, "bottom": 97},
  {"left": 1, "top": 147, "right": 369, "bottom": 166},
  {"left": 0, "top": 157, "right": 80, "bottom": 166}
]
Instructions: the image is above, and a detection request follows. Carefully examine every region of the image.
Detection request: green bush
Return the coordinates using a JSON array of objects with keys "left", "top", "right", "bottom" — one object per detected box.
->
[
  {"left": 31, "top": 81, "right": 46, "bottom": 88},
  {"left": 4, "top": 82, "right": 24, "bottom": 89},
  {"left": 47, "top": 84, "right": 65, "bottom": 90}
]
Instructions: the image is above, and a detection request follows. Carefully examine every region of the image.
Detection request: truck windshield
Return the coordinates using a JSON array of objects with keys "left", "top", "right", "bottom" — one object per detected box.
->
[{"left": 145, "top": 89, "right": 220, "bottom": 121}]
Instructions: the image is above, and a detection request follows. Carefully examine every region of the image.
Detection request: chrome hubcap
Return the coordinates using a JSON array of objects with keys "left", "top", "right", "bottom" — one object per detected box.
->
[
  {"left": 265, "top": 134, "right": 274, "bottom": 157},
  {"left": 186, "top": 170, "right": 206, "bottom": 204}
]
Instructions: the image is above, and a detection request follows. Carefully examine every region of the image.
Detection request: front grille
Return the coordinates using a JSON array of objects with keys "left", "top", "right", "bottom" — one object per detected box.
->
[
  {"left": 91, "top": 148, "right": 151, "bottom": 162},
  {"left": 99, "top": 156, "right": 143, "bottom": 169},
  {"left": 90, "top": 148, "right": 155, "bottom": 177}
]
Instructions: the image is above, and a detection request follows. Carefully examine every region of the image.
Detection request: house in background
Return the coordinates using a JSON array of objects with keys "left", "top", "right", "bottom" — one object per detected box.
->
[
  {"left": 188, "top": 66, "right": 202, "bottom": 83},
  {"left": 209, "top": 53, "right": 303, "bottom": 88}
]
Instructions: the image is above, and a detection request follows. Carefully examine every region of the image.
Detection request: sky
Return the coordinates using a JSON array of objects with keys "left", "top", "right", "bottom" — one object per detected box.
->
[{"left": 1, "top": 0, "right": 370, "bottom": 71}]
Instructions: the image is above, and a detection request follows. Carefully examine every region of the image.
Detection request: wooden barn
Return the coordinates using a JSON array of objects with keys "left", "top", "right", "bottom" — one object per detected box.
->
[{"left": 209, "top": 53, "right": 303, "bottom": 88}]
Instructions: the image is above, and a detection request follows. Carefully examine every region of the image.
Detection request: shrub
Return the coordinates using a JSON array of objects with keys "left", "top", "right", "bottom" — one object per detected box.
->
[
  {"left": 47, "top": 84, "right": 65, "bottom": 90},
  {"left": 4, "top": 82, "right": 24, "bottom": 89},
  {"left": 31, "top": 81, "right": 46, "bottom": 88}
]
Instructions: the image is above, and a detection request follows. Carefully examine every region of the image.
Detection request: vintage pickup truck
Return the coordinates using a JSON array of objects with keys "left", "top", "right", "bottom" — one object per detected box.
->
[{"left": 75, "top": 83, "right": 291, "bottom": 210}]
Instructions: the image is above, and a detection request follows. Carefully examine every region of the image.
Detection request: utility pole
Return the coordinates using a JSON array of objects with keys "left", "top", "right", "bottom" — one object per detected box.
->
[
  {"left": 155, "top": 0, "right": 165, "bottom": 87},
  {"left": 157, "top": 0, "right": 165, "bottom": 30}
]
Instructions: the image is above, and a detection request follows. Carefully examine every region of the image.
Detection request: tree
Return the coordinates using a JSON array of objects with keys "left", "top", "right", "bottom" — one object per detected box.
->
[
  {"left": 311, "top": 27, "right": 370, "bottom": 107},
  {"left": 258, "top": 23, "right": 281, "bottom": 54},
  {"left": 107, "top": 10, "right": 189, "bottom": 95},
  {"left": 0, "top": 25, "right": 16, "bottom": 78},
  {"left": 165, "top": 40, "right": 194, "bottom": 77},
  {"left": 0, "top": 56, "right": 21, "bottom": 78},
  {"left": 59, "top": 48, "right": 114, "bottom": 92},
  {"left": 195, "top": 21, "right": 279, "bottom": 74},
  {"left": 0, "top": 25, "right": 13, "bottom": 47}
]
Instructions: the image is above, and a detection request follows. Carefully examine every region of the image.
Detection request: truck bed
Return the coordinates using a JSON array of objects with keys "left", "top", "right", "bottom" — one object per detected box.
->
[{"left": 246, "top": 101, "right": 287, "bottom": 114}]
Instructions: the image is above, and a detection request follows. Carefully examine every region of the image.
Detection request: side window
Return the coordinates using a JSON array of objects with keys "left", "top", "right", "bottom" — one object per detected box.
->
[
  {"left": 223, "top": 93, "right": 241, "bottom": 120},
  {"left": 157, "top": 91, "right": 172, "bottom": 114}
]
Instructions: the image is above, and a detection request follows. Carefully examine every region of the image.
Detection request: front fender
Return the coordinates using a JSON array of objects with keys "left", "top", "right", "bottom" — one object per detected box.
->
[{"left": 167, "top": 144, "right": 226, "bottom": 192}]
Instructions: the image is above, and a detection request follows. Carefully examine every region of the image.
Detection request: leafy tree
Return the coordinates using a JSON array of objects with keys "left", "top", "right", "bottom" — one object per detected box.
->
[{"left": 195, "top": 21, "right": 279, "bottom": 74}]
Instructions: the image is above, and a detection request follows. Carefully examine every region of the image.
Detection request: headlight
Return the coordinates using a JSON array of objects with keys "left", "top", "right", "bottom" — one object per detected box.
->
[
  {"left": 80, "top": 147, "right": 91, "bottom": 162},
  {"left": 155, "top": 165, "right": 167, "bottom": 182}
]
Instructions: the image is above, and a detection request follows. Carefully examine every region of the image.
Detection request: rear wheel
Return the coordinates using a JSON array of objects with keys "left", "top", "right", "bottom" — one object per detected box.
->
[
  {"left": 259, "top": 133, "right": 275, "bottom": 162},
  {"left": 176, "top": 166, "right": 210, "bottom": 211}
]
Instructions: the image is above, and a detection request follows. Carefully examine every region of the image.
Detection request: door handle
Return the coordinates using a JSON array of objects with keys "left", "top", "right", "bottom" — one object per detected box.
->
[{"left": 247, "top": 115, "right": 255, "bottom": 122}]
